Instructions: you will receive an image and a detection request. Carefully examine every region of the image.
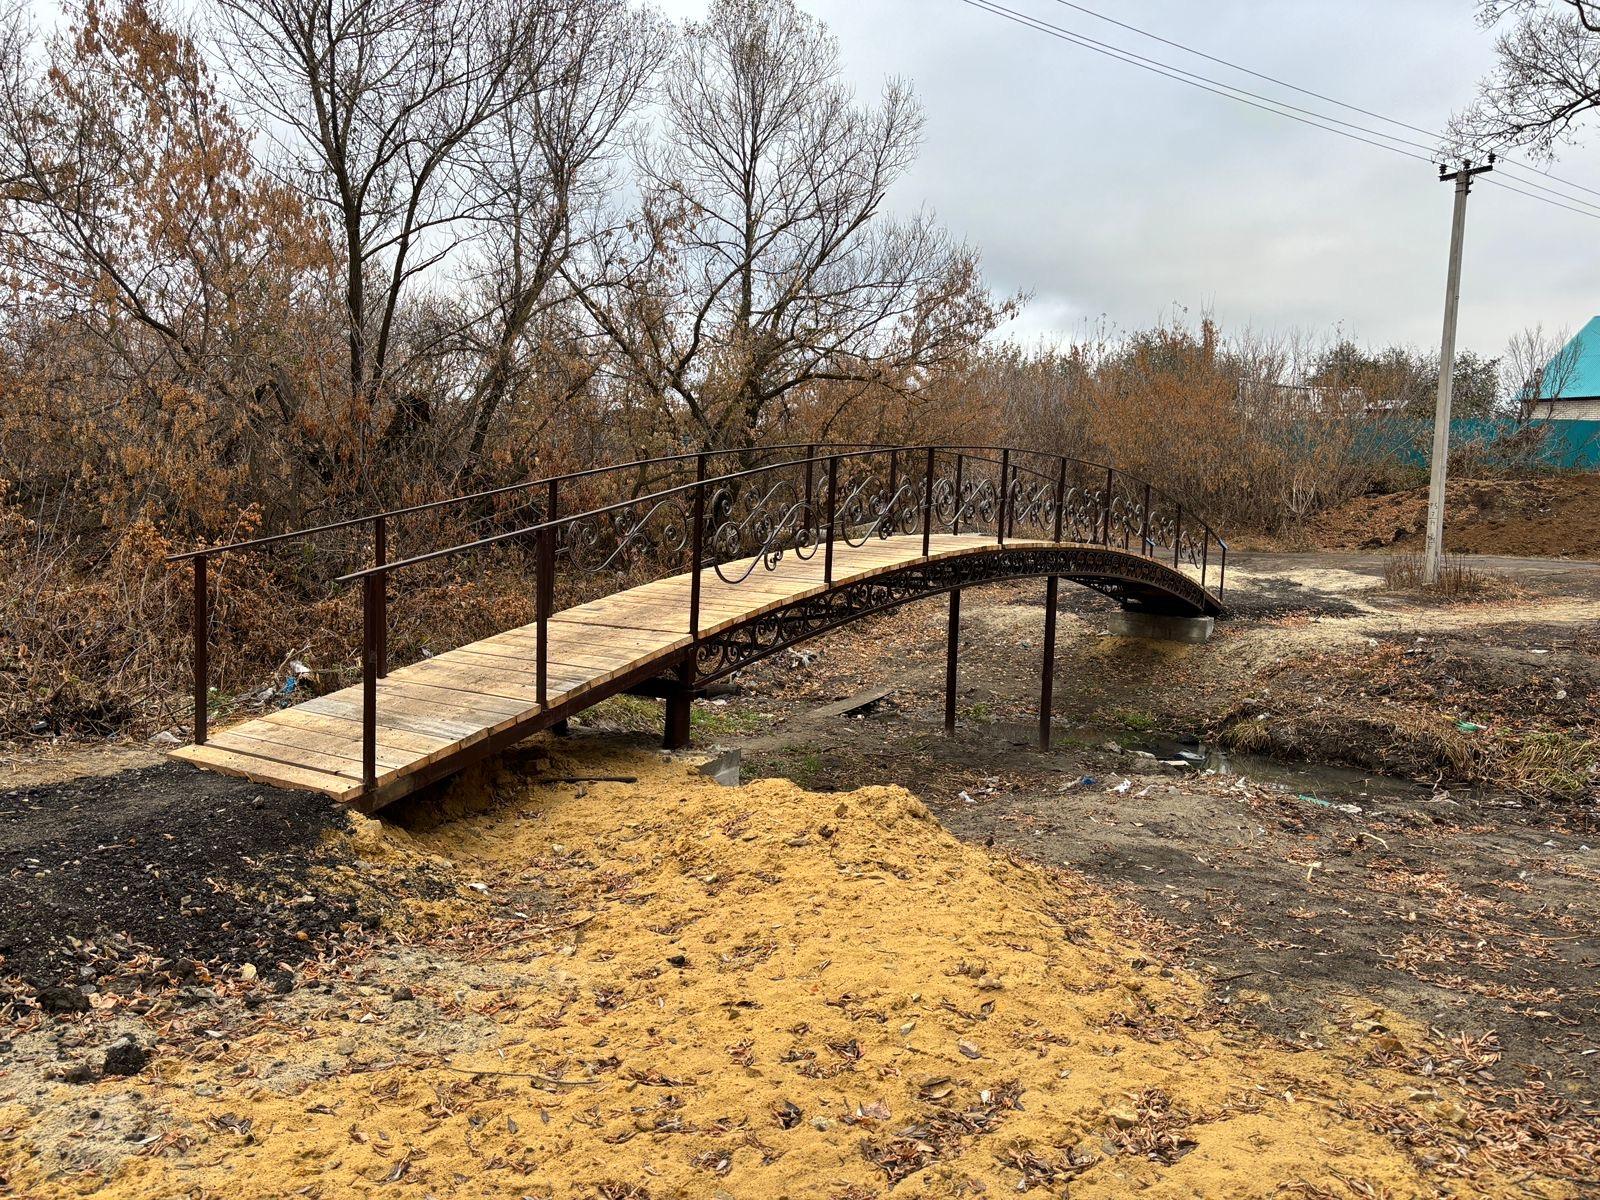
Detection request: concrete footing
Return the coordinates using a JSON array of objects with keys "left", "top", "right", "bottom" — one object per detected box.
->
[{"left": 1105, "top": 610, "right": 1215, "bottom": 643}]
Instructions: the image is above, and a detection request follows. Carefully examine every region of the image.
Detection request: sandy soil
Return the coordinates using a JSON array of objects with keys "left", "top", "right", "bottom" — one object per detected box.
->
[{"left": 2, "top": 745, "right": 1586, "bottom": 1198}]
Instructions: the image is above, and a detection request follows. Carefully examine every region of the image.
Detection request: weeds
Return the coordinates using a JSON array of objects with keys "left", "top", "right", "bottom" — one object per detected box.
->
[
  {"left": 1382, "top": 550, "right": 1493, "bottom": 599},
  {"left": 1499, "top": 730, "right": 1600, "bottom": 801}
]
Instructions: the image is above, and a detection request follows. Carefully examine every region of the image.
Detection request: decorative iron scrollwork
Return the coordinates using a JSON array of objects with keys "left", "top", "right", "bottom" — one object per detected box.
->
[
  {"left": 559, "top": 494, "right": 693, "bottom": 576},
  {"left": 706, "top": 477, "right": 817, "bottom": 584},
  {"left": 693, "top": 546, "right": 1213, "bottom": 681}
]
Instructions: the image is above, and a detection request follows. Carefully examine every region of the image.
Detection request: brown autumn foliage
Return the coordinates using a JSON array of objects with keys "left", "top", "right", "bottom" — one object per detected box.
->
[{"left": 0, "top": 1, "right": 1453, "bottom": 743}]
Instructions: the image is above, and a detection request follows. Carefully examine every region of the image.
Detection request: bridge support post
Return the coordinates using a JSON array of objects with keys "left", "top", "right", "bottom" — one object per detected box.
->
[
  {"left": 944, "top": 588, "right": 961, "bottom": 735},
  {"left": 663, "top": 660, "right": 696, "bottom": 750},
  {"left": 1039, "top": 576, "right": 1059, "bottom": 750}
]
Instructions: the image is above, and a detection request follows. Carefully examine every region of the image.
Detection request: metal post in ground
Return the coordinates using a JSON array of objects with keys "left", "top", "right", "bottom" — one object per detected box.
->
[
  {"left": 944, "top": 588, "right": 961, "bottom": 735},
  {"left": 1039, "top": 575, "right": 1059, "bottom": 750},
  {"left": 663, "top": 659, "right": 695, "bottom": 750},
  {"left": 192, "top": 554, "right": 208, "bottom": 745},
  {"left": 361, "top": 573, "right": 380, "bottom": 790}
]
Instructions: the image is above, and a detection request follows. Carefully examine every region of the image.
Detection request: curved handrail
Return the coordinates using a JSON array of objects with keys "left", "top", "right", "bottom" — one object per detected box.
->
[{"left": 172, "top": 443, "right": 1227, "bottom": 787}]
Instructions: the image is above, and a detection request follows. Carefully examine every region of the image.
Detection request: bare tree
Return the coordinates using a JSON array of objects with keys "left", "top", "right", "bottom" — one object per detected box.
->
[
  {"left": 212, "top": 0, "right": 552, "bottom": 470},
  {"left": 448, "top": 0, "right": 667, "bottom": 476},
  {"left": 1505, "top": 323, "right": 1580, "bottom": 416},
  {"left": 1451, "top": 2, "right": 1600, "bottom": 159},
  {"left": 565, "top": 0, "right": 1012, "bottom": 451}
]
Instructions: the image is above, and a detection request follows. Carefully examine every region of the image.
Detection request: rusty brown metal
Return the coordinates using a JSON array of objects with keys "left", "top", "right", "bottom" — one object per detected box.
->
[
  {"left": 1039, "top": 575, "right": 1059, "bottom": 750},
  {"left": 944, "top": 588, "right": 961, "bottom": 735},
  {"left": 192, "top": 555, "right": 207, "bottom": 745}
]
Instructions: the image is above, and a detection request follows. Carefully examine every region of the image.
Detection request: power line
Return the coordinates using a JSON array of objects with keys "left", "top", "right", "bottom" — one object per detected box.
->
[
  {"left": 961, "top": 0, "right": 1600, "bottom": 223},
  {"left": 1042, "top": 0, "right": 1600, "bottom": 206},
  {"left": 1482, "top": 175, "right": 1600, "bottom": 220},
  {"left": 962, "top": 0, "right": 1440, "bottom": 159},
  {"left": 958, "top": 0, "right": 1435, "bottom": 165}
]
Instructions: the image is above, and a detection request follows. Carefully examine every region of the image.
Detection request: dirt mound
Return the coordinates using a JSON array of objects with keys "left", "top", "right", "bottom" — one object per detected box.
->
[
  {"left": 0, "top": 762, "right": 459, "bottom": 1006},
  {"left": 3, "top": 743, "right": 1580, "bottom": 1198},
  {"left": 1312, "top": 474, "right": 1600, "bottom": 558}
]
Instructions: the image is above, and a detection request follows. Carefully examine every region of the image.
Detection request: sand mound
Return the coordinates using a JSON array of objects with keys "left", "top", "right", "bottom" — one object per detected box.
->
[{"left": 0, "top": 743, "right": 1569, "bottom": 1198}]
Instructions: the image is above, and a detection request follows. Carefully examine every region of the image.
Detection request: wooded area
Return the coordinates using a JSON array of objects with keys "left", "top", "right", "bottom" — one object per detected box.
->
[{"left": 0, "top": 0, "right": 1580, "bottom": 740}]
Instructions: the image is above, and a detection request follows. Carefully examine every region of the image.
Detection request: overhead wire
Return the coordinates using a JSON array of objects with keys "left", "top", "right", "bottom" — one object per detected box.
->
[
  {"left": 1042, "top": 0, "right": 1600, "bottom": 206},
  {"left": 959, "top": 0, "right": 1600, "bottom": 223}
]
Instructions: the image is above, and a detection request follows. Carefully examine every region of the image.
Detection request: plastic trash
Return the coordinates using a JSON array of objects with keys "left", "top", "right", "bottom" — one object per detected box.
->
[{"left": 1456, "top": 721, "right": 1485, "bottom": 733}]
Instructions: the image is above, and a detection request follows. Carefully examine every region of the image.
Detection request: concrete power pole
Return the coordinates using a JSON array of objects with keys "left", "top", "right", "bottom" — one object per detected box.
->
[{"left": 1423, "top": 155, "right": 1493, "bottom": 585}]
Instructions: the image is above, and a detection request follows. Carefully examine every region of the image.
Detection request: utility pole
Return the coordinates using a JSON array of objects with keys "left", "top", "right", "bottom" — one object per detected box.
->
[{"left": 1423, "top": 155, "right": 1493, "bottom": 585}]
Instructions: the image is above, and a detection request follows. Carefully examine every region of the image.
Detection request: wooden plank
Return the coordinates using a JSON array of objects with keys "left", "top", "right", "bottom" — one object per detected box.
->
[
  {"left": 336, "top": 678, "right": 525, "bottom": 724},
  {"left": 392, "top": 662, "right": 547, "bottom": 706},
  {"left": 470, "top": 633, "right": 658, "bottom": 679},
  {"left": 298, "top": 686, "right": 511, "bottom": 742},
  {"left": 440, "top": 646, "right": 597, "bottom": 689},
  {"left": 207, "top": 726, "right": 403, "bottom": 783},
  {"left": 544, "top": 621, "right": 691, "bottom": 655},
  {"left": 171, "top": 743, "right": 360, "bottom": 800},
  {"left": 258, "top": 708, "right": 454, "bottom": 759}
]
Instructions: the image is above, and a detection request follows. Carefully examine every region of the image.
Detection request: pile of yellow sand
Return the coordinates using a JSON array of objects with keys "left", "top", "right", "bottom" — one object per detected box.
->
[{"left": 0, "top": 744, "right": 1566, "bottom": 1198}]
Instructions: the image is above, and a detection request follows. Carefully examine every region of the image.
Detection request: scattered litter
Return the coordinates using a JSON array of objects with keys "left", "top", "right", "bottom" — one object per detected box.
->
[{"left": 1295, "top": 794, "right": 1362, "bottom": 816}]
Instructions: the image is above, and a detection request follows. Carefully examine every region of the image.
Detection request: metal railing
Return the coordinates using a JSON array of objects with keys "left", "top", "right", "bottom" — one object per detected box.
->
[{"left": 167, "top": 444, "right": 1226, "bottom": 790}]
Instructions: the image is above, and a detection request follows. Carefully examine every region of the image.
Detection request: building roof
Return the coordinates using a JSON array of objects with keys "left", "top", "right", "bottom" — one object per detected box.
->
[{"left": 1538, "top": 316, "right": 1600, "bottom": 400}]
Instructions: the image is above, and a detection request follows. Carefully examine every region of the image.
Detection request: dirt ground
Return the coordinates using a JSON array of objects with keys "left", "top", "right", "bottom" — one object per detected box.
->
[
  {"left": 1306, "top": 475, "right": 1600, "bottom": 558},
  {"left": 1, "top": 550, "right": 1597, "bottom": 1195}
]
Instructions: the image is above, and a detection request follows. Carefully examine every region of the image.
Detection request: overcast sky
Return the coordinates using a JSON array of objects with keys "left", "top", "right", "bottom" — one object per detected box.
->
[{"left": 657, "top": 0, "right": 1600, "bottom": 357}]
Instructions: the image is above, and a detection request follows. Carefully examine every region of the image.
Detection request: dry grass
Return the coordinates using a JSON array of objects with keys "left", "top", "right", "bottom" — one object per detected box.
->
[{"left": 1381, "top": 550, "right": 1494, "bottom": 599}]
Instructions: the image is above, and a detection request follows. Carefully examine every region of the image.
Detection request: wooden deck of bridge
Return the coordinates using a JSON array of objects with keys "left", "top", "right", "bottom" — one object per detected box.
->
[{"left": 172, "top": 533, "right": 1096, "bottom": 805}]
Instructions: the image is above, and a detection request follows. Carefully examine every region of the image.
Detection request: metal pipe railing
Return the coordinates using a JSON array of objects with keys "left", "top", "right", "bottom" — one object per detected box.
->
[{"left": 172, "top": 444, "right": 1227, "bottom": 791}]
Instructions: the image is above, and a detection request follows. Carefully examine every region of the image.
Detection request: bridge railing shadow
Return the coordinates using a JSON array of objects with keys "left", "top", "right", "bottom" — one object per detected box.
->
[{"left": 167, "top": 444, "right": 1225, "bottom": 790}]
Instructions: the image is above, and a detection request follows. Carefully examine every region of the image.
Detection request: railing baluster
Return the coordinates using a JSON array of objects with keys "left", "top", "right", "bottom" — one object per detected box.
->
[
  {"left": 1053, "top": 457, "right": 1067, "bottom": 542},
  {"left": 1201, "top": 532, "right": 1210, "bottom": 592},
  {"left": 825, "top": 455, "right": 839, "bottom": 584},
  {"left": 1140, "top": 483, "right": 1152, "bottom": 557},
  {"left": 803, "top": 443, "right": 816, "bottom": 541},
  {"left": 373, "top": 515, "right": 388, "bottom": 679},
  {"left": 1101, "top": 465, "right": 1114, "bottom": 545},
  {"left": 361, "top": 572, "right": 379, "bottom": 791},
  {"left": 689, "top": 453, "right": 706, "bottom": 640},
  {"left": 921, "top": 447, "right": 934, "bottom": 556},
  {"left": 1173, "top": 506, "right": 1183, "bottom": 568},
  {"left": 1218, "top": 539, "right": 1227, "bottom": 599},
  {"left": 536, "top": 478, "right": 557, "bottom": 708},
  {"left": 951, "top": 454, "right": 963, "bottom": 536},
  {"left": 1006, "top": 456, "right": 1018, "bottom": 541},
  {"left": 192, "top": 554, "right": 208, "bottom": 745},
  {"left": 996, "top": 448, "right": 1010, "bottom": 546},
  {"left": 886, "top": 448, "right": 898, "bottom": 536}
]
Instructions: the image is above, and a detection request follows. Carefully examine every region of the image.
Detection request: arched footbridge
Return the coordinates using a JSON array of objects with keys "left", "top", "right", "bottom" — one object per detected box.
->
[{"left": 168, "top": 445, "right": 1225, "bottom": 810}]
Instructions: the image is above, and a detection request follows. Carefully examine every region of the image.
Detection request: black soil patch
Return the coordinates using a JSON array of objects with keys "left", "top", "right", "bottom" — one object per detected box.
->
[{"left": 1, "top": 763, "right": 379, "bottom": 1003}]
